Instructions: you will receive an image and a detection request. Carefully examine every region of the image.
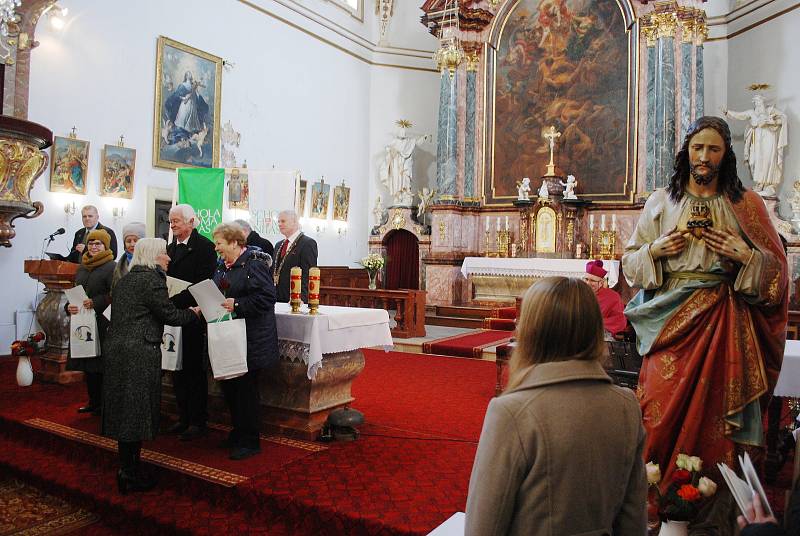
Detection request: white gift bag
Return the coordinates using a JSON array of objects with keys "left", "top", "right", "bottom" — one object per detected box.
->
[
  {"left": 161, "top": 325, "right": 183, "bottom": 371},
  {"left": 70, "top": 309, "right": 99, "bottom": 358},
  {"left": 207, "top": 317, "right": 248, "bottom": 380}
]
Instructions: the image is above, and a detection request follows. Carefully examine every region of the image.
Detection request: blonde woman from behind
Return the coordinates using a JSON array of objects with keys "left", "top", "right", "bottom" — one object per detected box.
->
[{"left": 465, "top": 276, "right": 647, "bottom": 535}]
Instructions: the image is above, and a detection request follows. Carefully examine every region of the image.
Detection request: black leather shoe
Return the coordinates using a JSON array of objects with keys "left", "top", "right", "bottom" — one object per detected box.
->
[
  {"left": 117, "top": 469, "right": 157, "bottom": 495},
  {"left": 77, "top": 405, "right": 96, "bottom": 414},
  {"left": 91, "top": 407, "right": 101, "bottom": 416},
  {"left": 229, "top": 446, "right": 261, "bottom": 461},
  {"left": 218, "top": 437, "right": 235, "bottom": 449},
  {"left": 179, "top": 425, "right": 207, "bottom": 442},
  {"left": 166, "top": 422, "right": 188, "bottom": 434}
]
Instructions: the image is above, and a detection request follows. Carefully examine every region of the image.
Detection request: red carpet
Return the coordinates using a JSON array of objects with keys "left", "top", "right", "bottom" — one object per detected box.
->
[
  {"left": 0, "top": 350, "right": 497, "bottom": 535},
  {"left": 422, "top": 329, "right": 513, "bottom": 358}
]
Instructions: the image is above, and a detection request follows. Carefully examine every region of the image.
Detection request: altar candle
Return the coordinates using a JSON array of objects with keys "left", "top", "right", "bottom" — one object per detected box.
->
[
  {"left": 496, "top": 217, "right": 500, "bottom": 230},
  {"left": 589, "top": 214, "right": 594, "bottom": 231},
  {"left": 308, "top": 267, "right": 320, "bottom": 305},
  {"left": 505, "top": 216, "right": 509, "bottom": 230},
  {"left": 290, "top": 267, "right": 302, "bottom": 302},
  {"left": 601, "top": 214, "right": 606, "bottom": 231},
  {"left": 485, "top": 218, "right": 489, "bottom": 231},
  {"left": 612, "top": 214, "right": 617, "bottom": 231}
]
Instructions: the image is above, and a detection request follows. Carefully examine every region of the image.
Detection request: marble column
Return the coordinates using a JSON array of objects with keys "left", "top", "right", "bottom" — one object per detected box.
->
[
  {"left": 695, "top": 43, "right": 704, "bottom": 118},
  {"left": 655, "top": 33, "right": 676, "bottom": 189},
  {"left": 436, "top": 71, "right": 458, "bottom": 198},
  {"left": 645, "top": 43, "right": 657, "bottom": 192},
  {"left": 464, "top": 67, "right": 477, "bottom": 200},
  {"left": 680, "top": 41, "right": 693, "bottom": 137}
]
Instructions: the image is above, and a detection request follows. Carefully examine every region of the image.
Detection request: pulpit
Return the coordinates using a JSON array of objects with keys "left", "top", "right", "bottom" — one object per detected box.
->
[{"left": 23, "top": 260, "right": 80, "bottom": 384}]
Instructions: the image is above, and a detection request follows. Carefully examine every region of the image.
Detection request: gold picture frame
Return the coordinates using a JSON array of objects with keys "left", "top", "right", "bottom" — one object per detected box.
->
[
  {"left": 50, "top": 135, "right": 89, "bottom": 194},
  {"left": 332, "top": 184, "right": 350, "bottom": 221},
  {"left": 152, "top": 36, "right": 222, "bottom": 169}
]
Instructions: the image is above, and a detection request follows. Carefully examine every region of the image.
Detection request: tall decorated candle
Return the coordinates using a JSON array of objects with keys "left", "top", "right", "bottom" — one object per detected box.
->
[
  {"left": 308, "top": 267, "right": 320, "bottom": 315},
  {"left": 290, "top": 266, "right": 302, "bottom": 313}
]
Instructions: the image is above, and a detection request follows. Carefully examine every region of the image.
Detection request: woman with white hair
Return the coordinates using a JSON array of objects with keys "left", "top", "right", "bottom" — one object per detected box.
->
[{"left": 102, "top": 238, "right": 199, "bottom": 494}]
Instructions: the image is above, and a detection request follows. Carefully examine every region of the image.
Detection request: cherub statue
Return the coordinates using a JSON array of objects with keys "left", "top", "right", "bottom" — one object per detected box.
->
[
  {"left": 417, "top": 187, "right": 437, "bottom": 219},
  {"left": 560, "top": 175, "right": 578, "bottom": 200},
  {"left": 517, "top": 177, "right": 531, "bottom": 201},
  {"left": 373, "top": 195, "right": 385, "bottom": 226},
  {"left": 538, "top": 179, "right": 550, "bottom": 200}
]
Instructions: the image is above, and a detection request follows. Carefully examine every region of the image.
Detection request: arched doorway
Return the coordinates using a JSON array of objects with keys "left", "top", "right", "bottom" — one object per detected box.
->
[{"left": 384, "top": 229, "right": 419, "bottom": 290}]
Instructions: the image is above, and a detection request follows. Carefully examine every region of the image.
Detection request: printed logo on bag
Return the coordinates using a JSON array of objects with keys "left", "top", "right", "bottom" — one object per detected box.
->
[
  {"left": 74, "top": 326, "right": 94, "bottom": 342},
  {"left": 162, "top": 332, "right": 176, "bottom": 352}
]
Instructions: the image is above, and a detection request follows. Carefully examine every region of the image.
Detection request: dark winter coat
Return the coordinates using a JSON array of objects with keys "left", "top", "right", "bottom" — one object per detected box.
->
[
  {"left": 212, "top": 248, "right": 278, "bottom": 371},
  {"left": 111, "top": 253, "right": 132, "bottom": 289},
  {"left": 102, "top": 266, "right": 196, "bottom": 442},
  {"left": 66, "top": 259, "right": 116, "bottom": 374},
  {"left": 166, "top": 229, "right": 217, "bottom": 369},
  {"left": 246, "top": 231, "right": 274, "bottom": 258},
  {"left": 67, "top": 222, "right": 118, "bottom": 263}
]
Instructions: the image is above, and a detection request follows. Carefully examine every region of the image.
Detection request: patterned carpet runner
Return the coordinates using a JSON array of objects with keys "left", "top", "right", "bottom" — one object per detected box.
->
[{"left": 422, "top": 329, "right": 514, "bottom": 358}]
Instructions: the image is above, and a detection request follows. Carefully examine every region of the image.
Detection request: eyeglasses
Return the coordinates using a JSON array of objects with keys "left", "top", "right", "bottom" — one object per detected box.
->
[{"left": 87, "top": 241, "right": 104, "bottom": 248}]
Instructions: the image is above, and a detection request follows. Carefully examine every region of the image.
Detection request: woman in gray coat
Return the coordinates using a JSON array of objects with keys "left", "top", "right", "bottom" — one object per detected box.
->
[
  {"left": 465, "top": 277, "right": 647, "bottom": 535},
  {"left": 102, "top": 238, "right": 197, "bottom": 494},
  {"left": 66, "top": 229, "right": 116, "bottom": 416}
]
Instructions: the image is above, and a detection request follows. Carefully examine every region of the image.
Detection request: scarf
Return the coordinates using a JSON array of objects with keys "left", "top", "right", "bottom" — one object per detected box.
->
[{"left": 81, "top": 249, "right": 114, "bottom": 271}]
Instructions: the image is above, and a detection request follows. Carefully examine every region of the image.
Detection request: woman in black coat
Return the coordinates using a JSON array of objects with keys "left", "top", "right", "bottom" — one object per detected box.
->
[
  {"left": 211, "top": 222, "right": 278, "bottom": 461},
  {"left": 66, "top": 229, "right": 116, "bottom": 416},
  {"left": 102, "top": 238, "right": 197, "bottom": 494}
]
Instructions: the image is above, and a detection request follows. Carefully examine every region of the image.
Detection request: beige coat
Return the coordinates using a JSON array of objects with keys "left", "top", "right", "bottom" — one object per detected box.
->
[{"left": 465, "top": 360, "right": 647, "bottom": 536}]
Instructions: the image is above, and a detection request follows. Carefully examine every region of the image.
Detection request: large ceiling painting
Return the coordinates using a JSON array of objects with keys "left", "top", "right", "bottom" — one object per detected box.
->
[{"left": 487, "top": 0, "right": 635, "bottom": 203}]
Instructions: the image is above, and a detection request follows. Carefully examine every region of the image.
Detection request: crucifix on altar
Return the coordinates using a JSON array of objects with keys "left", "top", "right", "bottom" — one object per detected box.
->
[{"left": 543, "top": 125, "right": 561, "bottom": 177}]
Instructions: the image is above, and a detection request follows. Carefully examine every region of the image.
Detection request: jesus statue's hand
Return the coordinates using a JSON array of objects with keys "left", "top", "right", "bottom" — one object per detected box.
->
[
  {"left": 649, "top": 227, "right": 687, "bottom": 260},
  {"left": 702, "top": 227, "right": 752, "bottom": 264}
]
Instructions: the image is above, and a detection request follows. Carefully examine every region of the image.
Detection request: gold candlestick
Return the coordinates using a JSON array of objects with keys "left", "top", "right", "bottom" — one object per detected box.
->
[
  {"left": 496, "top": 229, "right": 510, "bottom": 258},
  {"left": 484, "top": 229, "right": 492, "bottom": 257}
]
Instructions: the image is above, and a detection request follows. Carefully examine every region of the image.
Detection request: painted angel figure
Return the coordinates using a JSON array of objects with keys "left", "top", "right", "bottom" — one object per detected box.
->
[
  {"left": 417, "top": 187, "right": 437, "bottom": 219},
  {"left": 723, "top": 94, "right": 788, "bottom": 196},
  {"left": 560, "top": 175, "right": 578, "bottom": 199},
  {"left": 517, "top": 177, "right": 531, "bottom": 201}
]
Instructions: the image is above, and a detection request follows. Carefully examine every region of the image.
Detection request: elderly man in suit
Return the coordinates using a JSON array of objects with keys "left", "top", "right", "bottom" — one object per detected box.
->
[
  {"left": 165, "top": 204, "right": 217, "bottom": 441},
  {"left": 233, "top": 219, "right": 274, "bottom": 258},
  {"left": 67, "top": 205, "right": 118, "bottom": 263},
  {"left": 272, "top": 210, "right": 318, "bottom": 302}
]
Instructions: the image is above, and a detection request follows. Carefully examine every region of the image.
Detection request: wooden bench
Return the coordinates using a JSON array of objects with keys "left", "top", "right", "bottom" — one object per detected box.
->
[{"left": 320, "top": 286, "right": 426, "bottom": 338}]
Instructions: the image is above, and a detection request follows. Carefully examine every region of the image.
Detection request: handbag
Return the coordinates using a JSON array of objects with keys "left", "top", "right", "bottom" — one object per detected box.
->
[
  {"left": 206, "top": 314, "right": 248, "bottom": 380},
  {"left": 69, "top": 308, "right": 99, "bottom": 358},
  {"left": 161, "top": 325, "right": 183, "bottom": 371}
]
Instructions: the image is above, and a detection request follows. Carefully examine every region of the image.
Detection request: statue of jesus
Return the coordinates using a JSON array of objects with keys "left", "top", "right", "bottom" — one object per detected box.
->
[{"left": 379, "top": 120, "right": 431, "bottom": 206}]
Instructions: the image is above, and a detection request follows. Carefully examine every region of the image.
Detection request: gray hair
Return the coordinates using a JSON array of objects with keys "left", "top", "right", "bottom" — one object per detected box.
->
[
  {"left": 81, "top": 205, "right": 98, "bottom": 215},
  {"left": 278, "top": 210, "right": 299, "bottom": 224},
  {"left": 169, "top": 204, "right": 197, "bottom": 227},
  {"left": 131, "top": 238, "right": 167, "bottom": 270},
  {"left": 233, "top": 219, "right": 252, "bottom": 232}
]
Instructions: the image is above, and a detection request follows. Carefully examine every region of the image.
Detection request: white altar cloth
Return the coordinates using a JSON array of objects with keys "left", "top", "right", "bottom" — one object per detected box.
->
[
  {"left": 775, "top": 339, "right": 800, "bottom": 397},
  {"left": 275, "top": 303, "right": 393, "bottom": 380},
  {"left": 460, "top": 257, "right": 620, "bottom": 288}
]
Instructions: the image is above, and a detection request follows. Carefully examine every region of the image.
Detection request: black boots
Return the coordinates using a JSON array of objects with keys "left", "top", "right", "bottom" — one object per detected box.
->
[{"left": 117, "top": 441, "right": 157, "bottom": 495}]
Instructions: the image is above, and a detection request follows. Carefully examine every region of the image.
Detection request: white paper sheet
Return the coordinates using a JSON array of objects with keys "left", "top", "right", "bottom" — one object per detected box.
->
[
  {"left": 166, "top": 276, "right": 192, "bottom": 298},
  {"left": 64, "top": 285, "right": 89, "bottom": 306},
  {"left": 103, "top": 304, "right": 111, "bottom": 321},
  {"left": 188, "top": 279, "right": 228, "bottom": 321}
]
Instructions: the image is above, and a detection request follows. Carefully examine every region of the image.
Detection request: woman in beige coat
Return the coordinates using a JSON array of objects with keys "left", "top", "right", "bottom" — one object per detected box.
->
[{"left": 466, "top": 277, "right": 647, "bottom": 535}]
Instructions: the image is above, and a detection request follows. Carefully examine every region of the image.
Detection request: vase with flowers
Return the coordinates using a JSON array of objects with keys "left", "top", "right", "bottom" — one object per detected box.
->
[
  {"left": 10, "top": 331, "right": 45, "bottom": 387},
  {"left": 647, "top": 454, "right": 718, "bottom": 536},
  {"left": 359, "top": 253, "right": 385, "bottom": 290}
]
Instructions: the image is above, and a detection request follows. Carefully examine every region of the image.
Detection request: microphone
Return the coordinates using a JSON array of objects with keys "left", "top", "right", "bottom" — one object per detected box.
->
[{"left": 48, "top": 228, "right": 65, "bottom": 240}]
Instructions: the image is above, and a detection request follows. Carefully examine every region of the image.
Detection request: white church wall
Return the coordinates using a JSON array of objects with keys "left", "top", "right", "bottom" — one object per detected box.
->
[
  {"left": 701, "top": 39, "right": 728, "bottom": 127},
  {"left": 0, "top": 0, "right": 440, "bottom": 347},
  {"left": 725, "top": 7, "right": 800, "bottom": 217}
]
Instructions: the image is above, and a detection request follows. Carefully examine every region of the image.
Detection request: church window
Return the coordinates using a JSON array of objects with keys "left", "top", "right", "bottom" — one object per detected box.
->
[{"left": 328, "top": 0, "right": 363, "bottom": 20}]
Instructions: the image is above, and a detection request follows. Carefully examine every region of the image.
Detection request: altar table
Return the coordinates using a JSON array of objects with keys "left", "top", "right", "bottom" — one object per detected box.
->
[
  {"left": 163, "top": 304, "right": 394, "bottom": 439},
  {"left": 461, "top": 257, "right": 620, "bottom": 303}
]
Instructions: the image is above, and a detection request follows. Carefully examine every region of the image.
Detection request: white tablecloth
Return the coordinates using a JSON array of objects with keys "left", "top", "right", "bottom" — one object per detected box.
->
[
  {"left": 275, "top": 303, "right": 394, "bottom": 380},
  {"left": 776, "top": 339, "right": 800, "bottom": 397},
  {"left": 460, "top": 257, "right": 620, "bottom": 288}
]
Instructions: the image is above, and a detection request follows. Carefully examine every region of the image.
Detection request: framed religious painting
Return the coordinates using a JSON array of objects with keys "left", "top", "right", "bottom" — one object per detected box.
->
[
  {"left": 153, "top": 36, "right": 222, "bottom": 169},
  {"left": 332, "top": 184, "right": 350, "bottom": 221},
  {"left": 310, "top": 180, "right": 330, "bottom": 219},
  {"left": 50, "top": 135, "right": 89, "bottom": 194},
  {"left": 295, "top": 177, "right": 308, "bottom": 217},
  {"left": 227, "top": 168, "right": 249, "bottom": 209},
  {"left": 100, "top": 145, "right": 136, "bottom": 199}
]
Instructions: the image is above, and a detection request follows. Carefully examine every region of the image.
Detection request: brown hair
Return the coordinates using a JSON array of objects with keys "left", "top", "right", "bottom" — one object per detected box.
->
[
  {"left": 506, "top": 277, "right": 605, "bottom": 391},
  {"left": 212, "top": 222, "right": 247, "bottom": 247}
]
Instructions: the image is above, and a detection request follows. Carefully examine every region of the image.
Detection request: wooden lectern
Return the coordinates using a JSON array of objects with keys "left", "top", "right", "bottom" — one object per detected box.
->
[{"left": 23, "top": 260, "right": 80, "bottom": 384}]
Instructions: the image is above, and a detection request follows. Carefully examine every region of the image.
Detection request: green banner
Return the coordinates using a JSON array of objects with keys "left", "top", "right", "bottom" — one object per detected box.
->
[{"left": 177, "top": 168, "right": 224, "bottom": 240}]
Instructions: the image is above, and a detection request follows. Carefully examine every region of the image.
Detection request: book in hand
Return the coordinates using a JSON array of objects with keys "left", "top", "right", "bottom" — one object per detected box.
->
[{"left": 717, "top": 452, "right": 773, "bottom": 522}]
